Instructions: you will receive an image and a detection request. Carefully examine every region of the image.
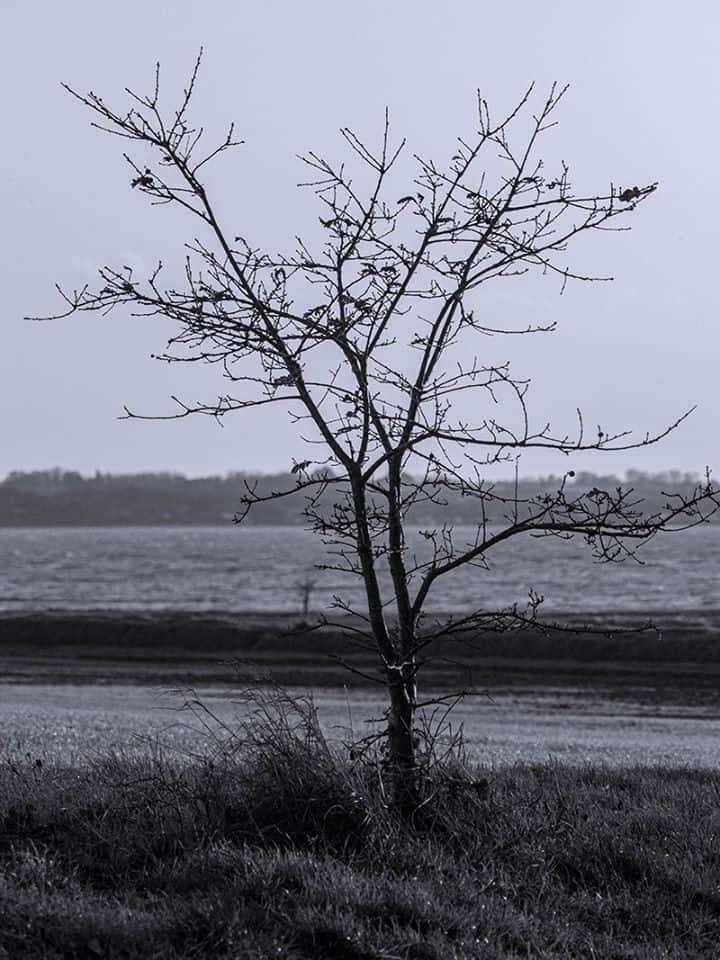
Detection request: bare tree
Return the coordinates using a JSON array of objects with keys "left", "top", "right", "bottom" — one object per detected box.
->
[{"left": 36, "top": 55, "right": 717, "bottom": 812}]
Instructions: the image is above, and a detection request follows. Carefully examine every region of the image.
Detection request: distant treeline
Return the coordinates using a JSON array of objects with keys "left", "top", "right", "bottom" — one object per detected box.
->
[{"left": 0, "top": 468, "right": 709, "bottom": 527}]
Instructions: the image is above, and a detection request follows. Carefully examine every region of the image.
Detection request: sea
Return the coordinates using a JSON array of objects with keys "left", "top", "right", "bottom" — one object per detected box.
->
[{"left": 1, "top": 524, "right": 718, "bottom": 615}]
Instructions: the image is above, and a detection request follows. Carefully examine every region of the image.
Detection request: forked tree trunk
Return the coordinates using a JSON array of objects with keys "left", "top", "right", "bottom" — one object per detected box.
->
[{"left": 350, "top": 473, "right": 421, "bottom": 815}]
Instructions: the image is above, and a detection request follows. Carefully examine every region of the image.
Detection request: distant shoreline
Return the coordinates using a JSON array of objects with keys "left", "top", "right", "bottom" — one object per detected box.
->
[{"left": 1, "top": 467, "right": 712, "bottom": 527}]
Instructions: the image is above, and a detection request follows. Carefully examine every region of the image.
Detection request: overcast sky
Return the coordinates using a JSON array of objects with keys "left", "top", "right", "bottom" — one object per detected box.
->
[{"left": 3, "top": 1, "right": 718, "bottom": 479}]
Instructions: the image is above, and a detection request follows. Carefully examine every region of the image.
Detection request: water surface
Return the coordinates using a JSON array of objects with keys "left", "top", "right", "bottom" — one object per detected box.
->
[{"left": 2, "top": 524, "right": 719, "bottom": 614}]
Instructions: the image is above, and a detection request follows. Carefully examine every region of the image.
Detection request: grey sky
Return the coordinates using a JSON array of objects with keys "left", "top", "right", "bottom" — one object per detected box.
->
[{"left": 3, "top": 1, "right": 719, "bottom": 478}]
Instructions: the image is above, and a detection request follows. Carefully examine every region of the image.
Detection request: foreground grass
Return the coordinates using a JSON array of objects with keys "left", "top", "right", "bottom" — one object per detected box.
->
[{"left": 1, "top": 701, "right": 719, "bottom": 958}]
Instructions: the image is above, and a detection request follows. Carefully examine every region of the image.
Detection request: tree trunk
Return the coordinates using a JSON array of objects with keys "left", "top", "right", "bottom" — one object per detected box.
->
[{"left": 386, "top": 657, "right": 419, "bottom": 817}]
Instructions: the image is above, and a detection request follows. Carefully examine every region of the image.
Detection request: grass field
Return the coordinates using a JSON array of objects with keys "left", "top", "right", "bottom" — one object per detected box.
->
[
  {"left": 3, "top": 614, "right": 720, "bottom": 956},
  {"left": 1, "top": 693, "right": 720, "bottom": 959},
  {"left": 2, "top": 677, "right": 720, "bottom": 770}
]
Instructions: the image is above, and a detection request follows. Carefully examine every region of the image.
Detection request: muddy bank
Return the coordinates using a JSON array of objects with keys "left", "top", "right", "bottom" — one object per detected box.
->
[
  {"left": 1, "top": 610, "right": 720, "bottom": 697},
  {"left": 2, "top": 608, "right": 720, "bottom": 657}
]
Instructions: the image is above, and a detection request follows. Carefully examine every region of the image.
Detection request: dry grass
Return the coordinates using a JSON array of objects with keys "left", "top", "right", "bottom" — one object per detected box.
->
[{"left": 1, "top": 689, "right": 719, "bottom": 958}]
